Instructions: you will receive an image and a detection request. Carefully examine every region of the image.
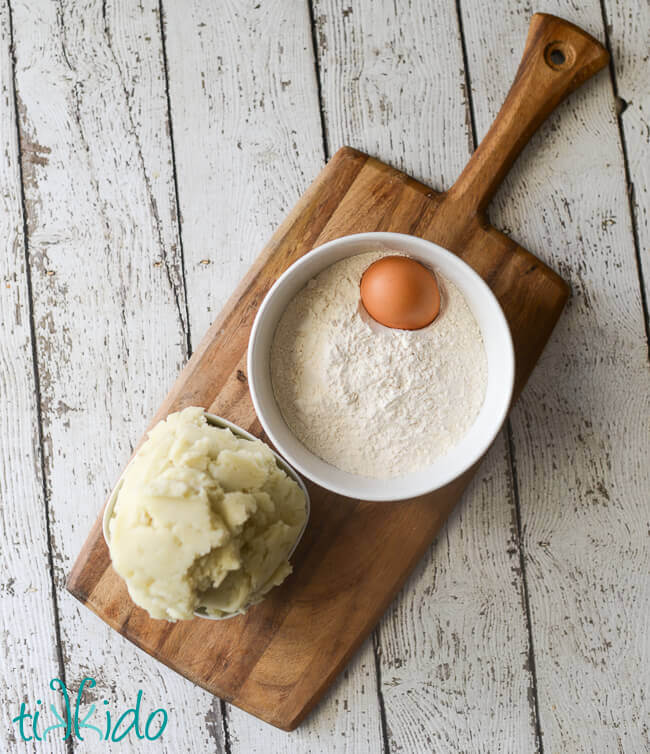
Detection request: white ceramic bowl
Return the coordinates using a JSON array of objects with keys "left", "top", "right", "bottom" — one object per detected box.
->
[
  {"left": 103, "top": 411, "right": 310, "bottom": 620},
  {"left": 248, "top": 232, "right": 515, "bottom": 502}
]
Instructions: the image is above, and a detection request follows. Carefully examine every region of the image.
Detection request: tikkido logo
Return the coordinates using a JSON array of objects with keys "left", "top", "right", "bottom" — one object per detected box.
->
[{"left": 11, "top": 677, "right": 168, "bottom": 743}]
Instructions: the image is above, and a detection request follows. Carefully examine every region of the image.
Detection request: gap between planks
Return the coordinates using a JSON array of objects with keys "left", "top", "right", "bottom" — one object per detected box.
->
[
  {"left": 597, "top": 0, "right": 650, "bottom": 358},
  {"left": 157, "top": 0, "right": 193, "bottom": 362},
  {"left": 157, "top": 4, "right": 232, "bottom": 749},
  {"left": 454, "top": 0, "right": 545, "bottom": 748},
  {"left": 306, "top": 0, "right": 391, "bottom": 749},
  {"left": 10, "top": 0, "right": 215, "bottom": 751},
  {"left": 5, "top": 4, "right": 72, "bottom": 753},
  {"left": 9, "top": 0, "right": 644, "bottom": 751}
]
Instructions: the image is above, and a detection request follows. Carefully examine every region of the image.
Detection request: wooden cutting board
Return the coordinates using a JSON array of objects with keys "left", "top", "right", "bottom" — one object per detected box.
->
[{"left": 67, "top": 14, "right": 608, "bottom": 731}]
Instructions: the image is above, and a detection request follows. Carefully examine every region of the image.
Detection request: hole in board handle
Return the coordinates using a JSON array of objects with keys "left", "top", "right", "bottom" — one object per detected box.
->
[{"left": 544, "top": 41, "right": 574, "bottom": 71}]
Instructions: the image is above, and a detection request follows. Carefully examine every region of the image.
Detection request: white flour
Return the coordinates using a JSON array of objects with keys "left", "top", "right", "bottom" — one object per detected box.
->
[{"left": 270, "top": 251, "right": 488, "bottom": 478}]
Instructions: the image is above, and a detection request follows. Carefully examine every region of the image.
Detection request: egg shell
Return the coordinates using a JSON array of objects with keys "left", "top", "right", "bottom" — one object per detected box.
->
[{"left": 360, "top": 255, "right": 441, "bottom": 330}]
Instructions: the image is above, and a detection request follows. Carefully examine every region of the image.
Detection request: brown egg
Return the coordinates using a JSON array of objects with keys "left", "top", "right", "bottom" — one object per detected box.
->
[{"left": 360, "top": 255, "right": 441, "bottom": 330}]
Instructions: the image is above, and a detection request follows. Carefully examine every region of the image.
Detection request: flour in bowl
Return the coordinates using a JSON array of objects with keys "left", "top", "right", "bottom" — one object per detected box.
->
[{"left": 270, "top": 251, "right": 488, "bottom": 478}]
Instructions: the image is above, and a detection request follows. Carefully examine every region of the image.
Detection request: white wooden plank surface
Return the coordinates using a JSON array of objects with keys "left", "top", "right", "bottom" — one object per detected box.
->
[
  {"left": 313, "top": 1, "right": 539, "bottom": 752},
  {"left": 0, "top": 3, "right": 64, "bottom": 752},
  {"left": 604, "top": 0, "right": 650, "bottom": 338},
  {"left": 164, "top": 0, "right": 326, "bottom": 343},
  {"left": 9, "top": 1, "right": 220, "bottom": 751},
  {"left": 0, "top": 0, "right": 647, "bottom": 751},
  {"left": 458, "top": 1, "right": 650, "bottom": 751},
  {"left": 163, "top": 1, "right": 386, "bottom": 750}
]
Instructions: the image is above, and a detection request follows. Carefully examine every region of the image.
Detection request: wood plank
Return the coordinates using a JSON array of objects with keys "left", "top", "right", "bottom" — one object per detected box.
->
[
  {"left": 313, "top": 1, "right": 540, "bottom": 750},
  {"left": 603, "top": 0, "right": 650, "bottom": 340},
  {"left": 162, "top": 0, "right": 384, "bottom": 748},
  {"left": 10, "top": 1, "right": 224, "bottom": 749},
  {"left": 164, "top": 0, "right": 325, "bottom": 341},
  {"left": 0, "top": 4, "right": 64, "bottom": 751},
  {"left": 458, "top": 1, "right": 649, "bottom": 751}
]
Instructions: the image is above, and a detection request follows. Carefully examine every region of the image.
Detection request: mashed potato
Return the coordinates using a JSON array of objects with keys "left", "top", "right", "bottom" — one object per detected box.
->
[{"left": 108, "top": 407, "right": 307, "bottom": 621}]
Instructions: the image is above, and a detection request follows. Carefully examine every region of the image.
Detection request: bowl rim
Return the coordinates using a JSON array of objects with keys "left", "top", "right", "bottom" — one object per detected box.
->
[
  {"left": 102, "top": 410, "right": 310, "bottom": 621},
  {"left": 247, "top": 231, "right": 515, "bottom": 501}
]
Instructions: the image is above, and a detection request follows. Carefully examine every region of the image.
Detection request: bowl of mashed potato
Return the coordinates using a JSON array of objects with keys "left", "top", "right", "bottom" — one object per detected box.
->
[{"left": 103, "top": 407, "right": 309, "bottom": 621}]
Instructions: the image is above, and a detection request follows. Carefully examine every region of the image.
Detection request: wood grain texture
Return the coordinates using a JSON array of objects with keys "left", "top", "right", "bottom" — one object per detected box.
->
[
  {"left": 10, "top": 1, "right": 223, "bottom": 750},
  {"left": 459, "top": 2, "right": 649, "bottom": 751},
  {"left": 163, "top": 0, "right": 326, "bottom": 343},
  {"left": 378, "top": 437, "right": 533, "bottom": 753},
  {"left": 603, "top": 0, "right": 650, "bottom": 340},
  {"left": 0, "top": 4, "right": 64, "bottom": 751},
  {"left": 67, "top": 10, "right": 610, "bottom": 735},
  {"left": 313, "top": 0, "right": 473, "bottom": 186},
  {"left": 446, "top": 14, "right": 609, "bottom": 218},
  {"left": 162, "top": 0, "right": 385, "bottom": 748},
  {"left": 1, "top": 0, "right": 645, "bottom": 749},
  {"left": 312, "top": 1, "right": 543, "bottom": 751},
  {"left": 68, "top": 92, "right": 577, "bottom": 728}
]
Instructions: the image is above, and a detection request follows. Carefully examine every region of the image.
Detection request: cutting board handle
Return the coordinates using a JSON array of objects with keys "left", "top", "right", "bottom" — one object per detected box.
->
[{"left": 445, "top": 13, "right": 609, "bottom": 220}]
